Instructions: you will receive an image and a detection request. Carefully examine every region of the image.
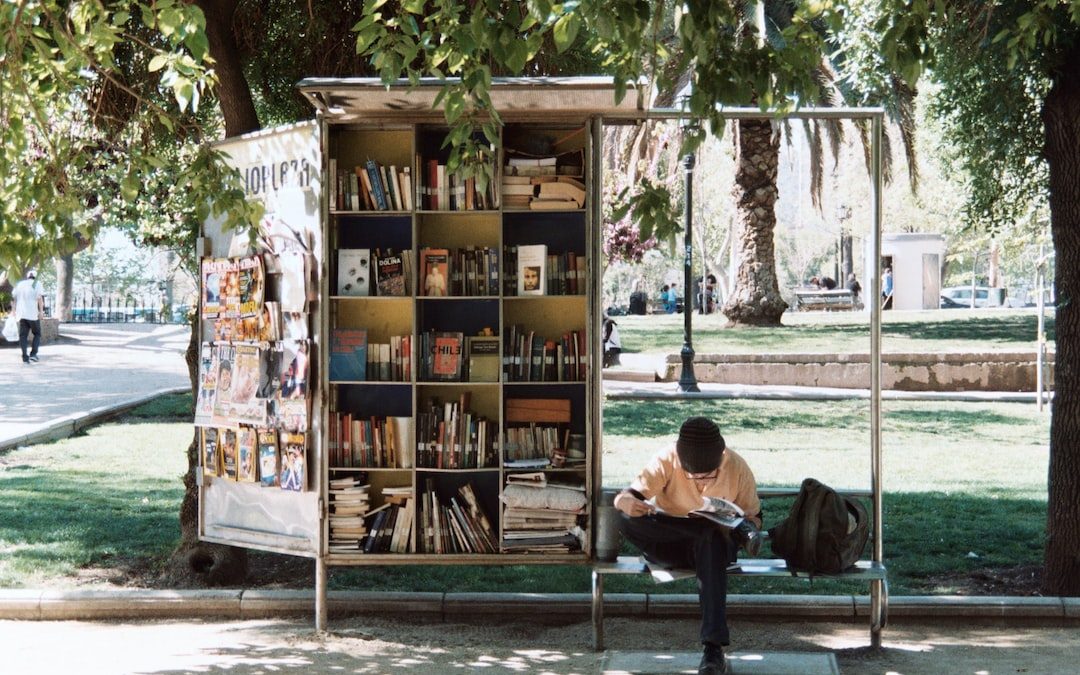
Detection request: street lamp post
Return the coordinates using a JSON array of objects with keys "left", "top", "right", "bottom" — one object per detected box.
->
[{"left": 677, "top": 119, "right": 700, "bottom": 393}]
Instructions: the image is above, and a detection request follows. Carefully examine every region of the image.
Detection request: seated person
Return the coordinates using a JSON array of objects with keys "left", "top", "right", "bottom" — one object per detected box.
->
[{"left": 615, "top": 417, "right": 762, "bottom": 675}]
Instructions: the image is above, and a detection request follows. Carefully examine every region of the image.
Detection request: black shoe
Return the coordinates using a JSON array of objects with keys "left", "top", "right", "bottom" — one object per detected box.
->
[{"left": 698, "top": 643, "right": 727, "bottom": 674}]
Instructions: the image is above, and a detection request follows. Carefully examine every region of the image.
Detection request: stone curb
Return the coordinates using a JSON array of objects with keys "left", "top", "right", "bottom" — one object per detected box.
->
[
  {"left": 0, "top": 386, "right": 190, "bottom": 452},
  {"left": 2, "top": 590, "right": 1077, "bottom": 623}
]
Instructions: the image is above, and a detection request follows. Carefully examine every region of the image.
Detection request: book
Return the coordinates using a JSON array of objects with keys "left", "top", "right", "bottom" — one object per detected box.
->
[
  {"left": 516, "top": 244, "right": 547, "bottom": 295},
  {"left": 237, "top": 427, "right": 258, "bottom": 482},
  {"left": 280, "top": 432, "right": 307, "bottom": 491},
  {"left": 220, "top": 428, "right": 238, "bottom": 481},
  {"left": 257, "top": 429, "right": 279, "bottom": 487},
  {"left": 420, "top": 247, "right": 449, "bottom": 297},
  {"left": 365, "top": 159, "right": 389, "bottom": 210},
  {"left": 466, "top": 335, "right": 501, "bottom": 382},
  {"left": 398, "top": 167, "right": 414, "bottom": 211},
  {"left": 329, "top": 329, "right": 367, "bottom": 382},
  {"left": 338, "top": 249, "right": 370, "bottom": 296},
  {"left": 431, "top": 331, "right": 464, "bottom": 381},
  {"left": 201, "top": 427, "right": 220, "bottom": 476},
  {"left": 375, "top": 251, "right": 407, "bottom": 296}
]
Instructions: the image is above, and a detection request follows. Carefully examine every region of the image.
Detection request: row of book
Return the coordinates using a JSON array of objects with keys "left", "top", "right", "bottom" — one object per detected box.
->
[
  {"left": 416, "top": 394, "right": 498, "bottom": 470},
  {"left": 331, "top": 159, "right": 414, "bottom": 212},
  {"left": 361, "top": 488, "right": 415, "bottom": 553},
  {"left": 329, "top": 329, "right": 412, "bottom": 382},
  {"left": 328, "top": 477, "right": 371, "bottom": 550},
  {"left": 420, "top": 158, "right": 498, "bottom": 211},
  {"left": 201, "top": 427, "right": 307, "bottom": 492},
  {"left": 502, "top": 245, "right": 587, "bottom": 296},
  {"left": 328, "top": 413, "right": 413, "bottom": 469},
  {"left": 418, "top": 246, "right": 500, "bottom": 297},
  {"left": 503, "top": 325, "right": 586, "bottom": 382},
  {"left": 420, "top": 481, "right": 497, "bottom": 554},
  {"left": 501, "top": 175, "right": 586, "bottom": 210},
  {"left": 337, "top": 248, "right": 412, "bottom": 297}
]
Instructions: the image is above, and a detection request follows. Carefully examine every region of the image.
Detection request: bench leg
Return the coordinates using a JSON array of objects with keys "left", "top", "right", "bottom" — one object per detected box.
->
[
  {"left": 592, "top": 569, "right": 604, "bottom": 651},
  {"left": 870, "top": 577, "right": 889, "bottom": 649}
]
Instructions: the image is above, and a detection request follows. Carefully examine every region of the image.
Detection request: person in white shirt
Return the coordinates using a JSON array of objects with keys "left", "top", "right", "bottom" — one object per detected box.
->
[{"left": 12, "top": 269, "right": 45, "bottom": 364}]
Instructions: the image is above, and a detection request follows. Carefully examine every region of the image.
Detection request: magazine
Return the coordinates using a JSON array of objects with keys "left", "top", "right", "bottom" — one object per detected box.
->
[
  {"left": 686, "top": 496, "right": 745, "bottom": 530},
  {"left": 280, "top": 432, "right": 307, "bottom": 492}
]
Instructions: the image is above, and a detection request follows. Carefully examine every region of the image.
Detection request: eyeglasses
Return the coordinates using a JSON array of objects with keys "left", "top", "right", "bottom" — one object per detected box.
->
[{"left": 686, "top": 469, "right": 718, "bottom": 481}]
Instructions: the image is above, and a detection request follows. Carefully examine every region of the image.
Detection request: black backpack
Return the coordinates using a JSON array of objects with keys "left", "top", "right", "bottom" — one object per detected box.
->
[{"left": 769, "top": 478, "right": 870, "bottom": 575}]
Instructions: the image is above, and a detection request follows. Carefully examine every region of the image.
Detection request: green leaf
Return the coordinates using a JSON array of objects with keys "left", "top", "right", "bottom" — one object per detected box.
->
[
  {"left": 553, "top": 14, "right": 580, "bottom": 53},
  {"left": 148, "top": 54, "right": 168, "bottom": 72}
]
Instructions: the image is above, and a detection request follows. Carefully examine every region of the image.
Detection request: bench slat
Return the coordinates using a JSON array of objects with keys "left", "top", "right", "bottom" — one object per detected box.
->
[{"left": 595, "top": 555, "right": 886, "bottom": 580}]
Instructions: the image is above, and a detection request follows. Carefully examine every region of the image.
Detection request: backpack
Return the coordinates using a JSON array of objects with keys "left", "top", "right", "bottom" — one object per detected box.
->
[{"left": 768, "top": 477, "right": 870, "bottom": 575}]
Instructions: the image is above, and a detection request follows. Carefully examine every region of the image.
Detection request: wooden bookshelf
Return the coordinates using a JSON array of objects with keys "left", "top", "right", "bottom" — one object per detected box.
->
[{"left": 323, "top": 120, "right": 593, "bottom": 563}]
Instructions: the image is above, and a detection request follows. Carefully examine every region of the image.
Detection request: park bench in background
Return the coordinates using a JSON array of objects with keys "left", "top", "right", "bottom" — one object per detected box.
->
[{"left": 793, "top": 288, "right": 855, "bottom": 311}]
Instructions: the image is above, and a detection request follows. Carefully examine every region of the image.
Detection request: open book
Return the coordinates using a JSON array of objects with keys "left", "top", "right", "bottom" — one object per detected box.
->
[{"left": 685, "top": 496, "right": 745, "bottom": 530}]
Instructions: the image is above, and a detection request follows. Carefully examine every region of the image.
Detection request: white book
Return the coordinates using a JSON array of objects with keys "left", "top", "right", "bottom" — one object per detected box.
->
[
  {"left": 338, "top": 249, "right": 370, "bottom": 297},
  {"left": 399, "top": 167, "right": 414, "bottom": 211},
  {"left": 516, "top": 244, "right": 548, "bottom": 296}
]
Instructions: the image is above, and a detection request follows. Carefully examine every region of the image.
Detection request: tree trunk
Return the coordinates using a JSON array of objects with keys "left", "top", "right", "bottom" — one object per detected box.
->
[
  {"left": 722, "top": 119, "right": 788, "bottom": 325},
  {"left": 54, "top": 253, "right": 74, "bottom": 321},
  {"left": 171, "top": 314, "right": 248, "bottom": 585},
  {"left": 196, "top": 0, "right": 260, "bottom": 136},
  {"left": 1042, "top": 56, "right": 1080, "bottom": 597},
  {"left": 172, "top": 0, "right": 254, "bottom": 584}
]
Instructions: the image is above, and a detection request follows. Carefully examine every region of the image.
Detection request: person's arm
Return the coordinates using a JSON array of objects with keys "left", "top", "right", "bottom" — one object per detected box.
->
[{"left": 614, "top": 488, "right": 655, "bottom": 517}]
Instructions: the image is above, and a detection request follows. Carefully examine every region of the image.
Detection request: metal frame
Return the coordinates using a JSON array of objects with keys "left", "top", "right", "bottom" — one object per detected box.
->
[{"left": 595, "top": 105, "right": 887, "bottom": 649}]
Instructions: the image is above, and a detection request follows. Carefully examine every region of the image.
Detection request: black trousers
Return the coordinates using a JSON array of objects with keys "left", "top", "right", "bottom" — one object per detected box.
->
[
  {"left": 18, "top": 319, "right": 41, "bottom": 359},
  {"left": 618, "top": 512, "right": 738, "bottom": 646}
]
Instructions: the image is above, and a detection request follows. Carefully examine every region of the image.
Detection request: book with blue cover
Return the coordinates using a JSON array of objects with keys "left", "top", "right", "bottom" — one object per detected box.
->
[{"left": 330, "top": 328, "right": 368, "bottom": 381}]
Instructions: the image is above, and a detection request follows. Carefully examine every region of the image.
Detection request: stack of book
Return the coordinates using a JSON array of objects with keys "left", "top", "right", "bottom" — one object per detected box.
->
[
  {"left": 329, "top": 329, "right": 411, "bottom": 382},
  {"left": 500, "top": 476, "right": 585, "bottom": 553},
  {"left": 420, "top": 480, "right": 497, "bottom": 554},
  {"left": 501, "top": 175, "right": 535, "bottom": 209},
  {"left": 330, "top": 159, "right": 414, "bottom": 212},
  {"left": 363, "top": 487, "right": 415, "bottom": 553},
  {"left": 328, "top": 477, "right": 371, "bottom": 552}
]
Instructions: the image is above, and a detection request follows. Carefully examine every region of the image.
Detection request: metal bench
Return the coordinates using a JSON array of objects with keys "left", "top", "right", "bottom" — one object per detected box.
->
[
  {"left": 793, "top": 288, "right": 855, "bottom": 311},
  {"left": 591, "top": 487, "right": 888, "bottom": 650}
]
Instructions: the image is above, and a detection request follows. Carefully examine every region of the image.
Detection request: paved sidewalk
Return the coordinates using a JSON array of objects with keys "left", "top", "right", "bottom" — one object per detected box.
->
[{"left": 0, "top": 323, "right": 190, "bottom": 450}]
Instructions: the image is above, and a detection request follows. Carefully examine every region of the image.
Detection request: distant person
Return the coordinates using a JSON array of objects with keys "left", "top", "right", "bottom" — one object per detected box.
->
[
  {"left": 602, "top": 314, "right": 621, "bottom": 368},
  {"left": 660, "top": 284, "right": 672, "bottom": 313},
  {"left": 614, "top": 417, "right": 762, "bottom": 675},
  {"left": 808, "top": 276, "right": 822, "bottom": 289},
  {"left": 704, "top": 274, "right": 718, "bottom": 314},
  {"left": 847, "top": 273, "right": 863, "bottom": 309},
  {"left": 12, "top": 269, "right": 45, "bottom": 364},
  {"left": 882, "top": 267, "right": 894, "bottom": 310}
]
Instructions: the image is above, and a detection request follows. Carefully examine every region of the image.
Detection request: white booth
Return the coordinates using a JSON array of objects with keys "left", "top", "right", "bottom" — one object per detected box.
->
[{"left": 866, "top": 232, "right": 945, "bottom": 310}]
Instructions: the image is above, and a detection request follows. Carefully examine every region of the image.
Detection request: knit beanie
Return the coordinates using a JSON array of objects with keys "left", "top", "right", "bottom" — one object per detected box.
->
[{"left": 676, "top": 417, "right": 725, "bottom": 473}]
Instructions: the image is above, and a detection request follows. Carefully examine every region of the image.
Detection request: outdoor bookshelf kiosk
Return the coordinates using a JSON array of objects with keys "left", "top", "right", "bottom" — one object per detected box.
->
[{"left": 195, "top": 79, "right": 888, "bottom": 644}]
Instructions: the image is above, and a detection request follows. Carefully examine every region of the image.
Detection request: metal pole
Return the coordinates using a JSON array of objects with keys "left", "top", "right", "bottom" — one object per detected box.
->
[
  {"left": 869, "top": 113, "right": 885, "bottom": 649},
  {"left": 677, "top": 120, "right": 699, "bottom": 393},
  {"left": 1037, "top": 242, "right": 1046, "bottom": 411}
]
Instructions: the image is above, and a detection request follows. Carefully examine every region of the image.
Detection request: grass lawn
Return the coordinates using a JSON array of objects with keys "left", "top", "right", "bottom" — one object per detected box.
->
[
  {"left": 615, "top": 307, "right": 1055, "bottom": 355},
  {"left": 0, "top": 389, "right": 1051, "bottom": 597}
]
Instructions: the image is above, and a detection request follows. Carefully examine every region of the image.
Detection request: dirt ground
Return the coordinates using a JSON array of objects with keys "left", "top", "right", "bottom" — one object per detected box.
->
[{"left": 4, "top": 613, "right": 1078, "bottom": 674}]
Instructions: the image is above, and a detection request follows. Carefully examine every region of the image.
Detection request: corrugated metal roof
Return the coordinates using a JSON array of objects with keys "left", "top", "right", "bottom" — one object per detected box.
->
[{"left": 296, "top": 76, "right": 643, "bottom": 122}]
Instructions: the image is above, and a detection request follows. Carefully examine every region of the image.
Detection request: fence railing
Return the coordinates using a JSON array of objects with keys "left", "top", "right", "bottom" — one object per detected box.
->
[{"left": 67, "top": 293, "right": 189, "bottom": 324}]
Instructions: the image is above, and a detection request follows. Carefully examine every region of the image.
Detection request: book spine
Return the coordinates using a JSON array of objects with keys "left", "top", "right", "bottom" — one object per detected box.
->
[{"left": 365, "top": 160, "right": 389, "bottom": 210}]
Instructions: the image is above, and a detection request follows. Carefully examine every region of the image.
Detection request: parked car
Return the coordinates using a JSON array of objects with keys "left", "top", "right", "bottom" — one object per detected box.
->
[
  {"left": 940, "top": 294, "right": 969, "bottom": 309},
  {"left": 941, "top": 286, "right": 996, "bottom": 308}
]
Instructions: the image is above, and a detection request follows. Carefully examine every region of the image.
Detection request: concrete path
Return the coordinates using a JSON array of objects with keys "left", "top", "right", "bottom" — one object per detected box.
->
[{"left": 0, "top": 323, "right": 190, "bottom": 450}]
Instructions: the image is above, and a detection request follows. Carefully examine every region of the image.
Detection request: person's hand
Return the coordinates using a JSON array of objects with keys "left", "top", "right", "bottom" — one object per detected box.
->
[{"left": 614, "top": 490, "right": 655, "bottom": 517}]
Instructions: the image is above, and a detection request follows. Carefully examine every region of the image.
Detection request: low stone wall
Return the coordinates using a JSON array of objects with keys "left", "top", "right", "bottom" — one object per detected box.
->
[
  {"left": 663, "top": 351, "right": 1055, "bottom": 392},
  {"left": 0, "top": 317, "right": 60, "bottom": 346}
]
